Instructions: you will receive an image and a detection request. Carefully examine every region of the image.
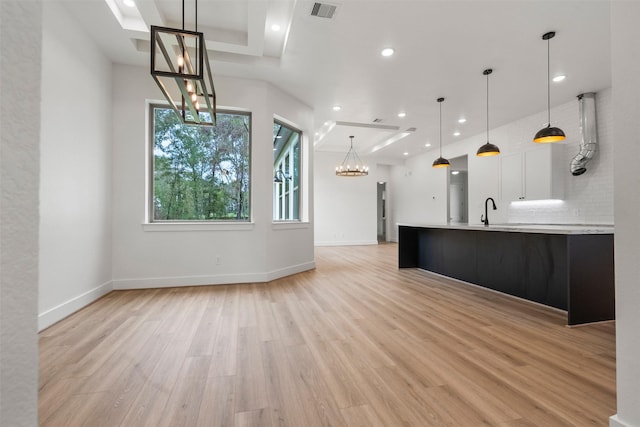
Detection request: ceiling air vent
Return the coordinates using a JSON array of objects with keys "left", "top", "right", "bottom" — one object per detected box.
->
[{"left": 311, "top": 2, "right": 337, "bottom": 19}]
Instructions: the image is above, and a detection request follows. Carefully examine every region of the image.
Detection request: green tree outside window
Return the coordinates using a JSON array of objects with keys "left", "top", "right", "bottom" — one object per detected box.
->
[{"left": 152, "top": 105, "right": 251, "bottom": 221}]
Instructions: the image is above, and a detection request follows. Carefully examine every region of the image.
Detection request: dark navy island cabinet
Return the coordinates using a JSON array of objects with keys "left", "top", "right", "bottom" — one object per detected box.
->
[{"left": 398, "top": 225, "right": 615, "bottom": 326}]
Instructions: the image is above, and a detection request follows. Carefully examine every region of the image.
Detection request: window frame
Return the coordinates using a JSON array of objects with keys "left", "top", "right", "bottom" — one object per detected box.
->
[
  {"left": 147, "top": 102, "right": 252, "bottom": 224},
  {"left": 273, "top": 119, "right": 302, "bottom": 222}
]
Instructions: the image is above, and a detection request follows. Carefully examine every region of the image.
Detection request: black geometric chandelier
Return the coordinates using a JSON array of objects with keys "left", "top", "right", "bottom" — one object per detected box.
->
[{"left": 150, "top": 0, "right": 216, "bottom": 126}]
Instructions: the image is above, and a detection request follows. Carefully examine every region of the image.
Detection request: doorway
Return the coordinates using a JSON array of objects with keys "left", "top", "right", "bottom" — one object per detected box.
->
[
  {"left": 377, "top": 182, "right": 387, "bottom": 242},
  {"left": 448, "top": 156, "right": 468, "bottom": 224}
]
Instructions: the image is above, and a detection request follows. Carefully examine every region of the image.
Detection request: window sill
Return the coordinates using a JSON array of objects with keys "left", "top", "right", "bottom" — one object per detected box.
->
[
  {"left": 271, "top": 221, "right": 311, "bottom": 230},
  {"left": 142, "top": 222, "right": 255, "bottom": 232}
]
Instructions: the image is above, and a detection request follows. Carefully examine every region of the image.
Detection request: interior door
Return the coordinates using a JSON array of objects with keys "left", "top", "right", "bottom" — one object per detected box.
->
[{"left": 449, "top": 183, "right": 465, "bottom": 223}]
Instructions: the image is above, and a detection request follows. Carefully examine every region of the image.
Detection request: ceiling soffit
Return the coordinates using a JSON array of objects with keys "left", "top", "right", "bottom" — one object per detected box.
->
[{"left": 106, "top": 0, "right": 295, "bottom": 61}]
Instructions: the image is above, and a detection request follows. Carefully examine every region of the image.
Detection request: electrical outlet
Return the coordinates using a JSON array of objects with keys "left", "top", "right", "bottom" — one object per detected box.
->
[
  {"left": 573, "top": 209, "right": 581, "bottom": 217},
  {"left": 216, "top": 256, "right": 221, "bottom": 265}
]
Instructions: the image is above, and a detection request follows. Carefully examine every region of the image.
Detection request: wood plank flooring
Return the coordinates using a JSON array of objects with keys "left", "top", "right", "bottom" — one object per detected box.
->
[{"left": 39, "top": 244, "right": 616, "bottom": 426}]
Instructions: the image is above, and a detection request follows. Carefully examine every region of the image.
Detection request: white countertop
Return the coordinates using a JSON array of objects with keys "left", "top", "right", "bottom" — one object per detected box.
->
[{"left": 397, "top": 223, "right": 614, "bottom": 235}]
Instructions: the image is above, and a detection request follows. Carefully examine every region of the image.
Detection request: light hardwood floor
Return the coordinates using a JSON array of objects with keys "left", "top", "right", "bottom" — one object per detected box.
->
[{"left": 39, "top": 244, "right": 616, "bottom": 426}]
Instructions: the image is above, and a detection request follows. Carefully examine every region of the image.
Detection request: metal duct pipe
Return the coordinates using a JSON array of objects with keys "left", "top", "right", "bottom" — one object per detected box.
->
[{"left": 571, "top": 92, "right": 598, "bottom": 176}]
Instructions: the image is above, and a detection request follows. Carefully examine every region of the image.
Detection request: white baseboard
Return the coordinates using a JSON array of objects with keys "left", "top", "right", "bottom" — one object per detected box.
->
[
  {"left": 314, "top": 240, "right": 378, "bottom": 247},
  {"left": 610, "top": 415, "right": 636, "bottom": 427},
  {"left": 112, "top": 261, "right": 316, "bottom": 290},
  {"left": 266, "top": 261, "right": 316, "bottom": 282},
  {"left": 113, "top": 273, "right": 267, "bottom": 289},
  {"left": 38, "top": 280, "right": 113, "bottom": 331}
]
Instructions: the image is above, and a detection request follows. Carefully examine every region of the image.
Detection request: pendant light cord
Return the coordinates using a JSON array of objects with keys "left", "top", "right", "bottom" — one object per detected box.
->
[
  {"left": 547, "top": 37, "right": 551, "bottom": 126},
  {"left": 181, "top": 0, "right": 185, "bottom": 30},
  {"left": 195, "top": 0, "right": 198, "bottom": 32},
  {"left": 486, "top": 72, "right": 490, "bottom": 142},
  {"left": 439, "top": 101, "right": 443, "bottom": 157}
]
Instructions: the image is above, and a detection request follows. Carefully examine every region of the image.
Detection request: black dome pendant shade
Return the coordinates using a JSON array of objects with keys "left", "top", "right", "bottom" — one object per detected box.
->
[
  {"left": 476, "top": 68, "right": 500, "bottom": 157},
  {"left": 477, "top": 142, "right": 501, "bottom": 156},
  {"left": 432, "top": 156, "right": 451, "bottom": 168},
  {"left": 534, "top": 31, "right": 566, "bottom": 143},
  {"left": 432, "top": 97, "right": 450, "bottom": 168},
  {"left": 534, "top": 125, "right": 566, "bottom": 143}
]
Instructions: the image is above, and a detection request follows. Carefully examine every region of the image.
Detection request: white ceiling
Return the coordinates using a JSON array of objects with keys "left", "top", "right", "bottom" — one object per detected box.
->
[{"left": 63, "top": 0, "right": 612, "bottom": 164}]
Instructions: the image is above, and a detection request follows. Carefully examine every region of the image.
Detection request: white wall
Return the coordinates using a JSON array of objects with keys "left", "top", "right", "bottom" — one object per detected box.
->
[
  {"left": 266, "top": 84, "right": 316, "bottom": 276},
  {"left": 38, "top": 2, "right": 114, "bottom": 330},
  {"left": 611, "top": 2, "right": 640, "bottom": 426},
  {"left": 390, "top": 153, "right": 449, "bottom": 230},
  {"left": 388, "top": 87, "right": 614, "bottom": 241},
  {"left": 111, "top": 67, "right": 315, "bottom": 288},
  {"left": 314, "top": 151, "right": 378, "bottom": 246},
  {"left": 0, "top": 1, "right": 41, "bottom": 425}
]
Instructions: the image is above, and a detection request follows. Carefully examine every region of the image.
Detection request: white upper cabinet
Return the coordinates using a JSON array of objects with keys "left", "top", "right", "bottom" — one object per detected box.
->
[
  {"left": 501, "top": 152, "right": 524, "bottom": 202},
  {"left": 501, "top": 145, "right": 564, "bottom": 201}
]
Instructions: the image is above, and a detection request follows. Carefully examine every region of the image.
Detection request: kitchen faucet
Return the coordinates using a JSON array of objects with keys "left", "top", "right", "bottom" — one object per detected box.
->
[{"left": 481, "top": 197, "right": 497, "bottom": 226}]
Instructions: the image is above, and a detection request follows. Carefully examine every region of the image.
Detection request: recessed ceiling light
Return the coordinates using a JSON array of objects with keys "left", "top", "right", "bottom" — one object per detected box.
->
[
  {"left": 324, "top": 121, "right": 329, "bottom": 126},
  {"left": 453, "top": 131, "right": 461, "bottom": 136},
  {"left": 425, "top": 143, "right": 431, "bottom": 147},
  {"left": 271, "top": 24, "right": 281, "bottom": 32},
  {"left": 458, "top": 118, "right": 467, "bottom": 123},
  {"left": 123, "top": 0, "right": 135, "bottom": 7},
  {"left": 381, "top": 48, "right": 395, "bottom": 57},
  {"left": 333, "top": 105, "right": 341, "bottom": 111},
  {"left": 451, "top": 170, "right": 460, "bottom": 175},
  {"left": 397, "top": 112, "right": 406, "bottom": 118},
  {"left": 553, "top": 75, "right": 566, "bottom": 82},
  {"left": 403, "top": 152, "right": 409, "bottom": 156},
  {"left": 315, "top": 132, "right": 319, "bottom": 136}
]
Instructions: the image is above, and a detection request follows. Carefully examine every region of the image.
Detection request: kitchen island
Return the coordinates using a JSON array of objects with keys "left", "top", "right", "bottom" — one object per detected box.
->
[{"left": 398, "top": 223, "right": 615, "bottom": 325}]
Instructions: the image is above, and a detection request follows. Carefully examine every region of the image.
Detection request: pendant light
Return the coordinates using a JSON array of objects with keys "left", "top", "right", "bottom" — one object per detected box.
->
[
  {"left": 476, "top": 68, "right": 500, "bottom": 156},
  {"left": 432, "top": 97, "right": 450, "bottom": 168},
  {"left": 533, "top": 31, "right": 565, "bottom": 143},
  {"left": 336, "top": 136, "right": 369, "bottom": 176},
  {"left": 150, "top": 0, "right": 217, "bottom": 126}
]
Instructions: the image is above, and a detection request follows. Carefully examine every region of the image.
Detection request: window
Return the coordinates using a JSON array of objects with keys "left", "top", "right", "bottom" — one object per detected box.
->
[
  {"left": 151, "top": 104, "right": 251, "bottom": 221},
  {"left": 273, "top": 120, "right": 301, "bottom": 221}
]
